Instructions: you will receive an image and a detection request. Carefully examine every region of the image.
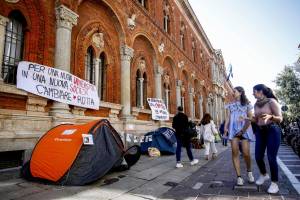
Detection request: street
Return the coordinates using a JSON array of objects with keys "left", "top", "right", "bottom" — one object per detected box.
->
[{"left": 0, "top": 143, "right": 299, "bottom": 200}]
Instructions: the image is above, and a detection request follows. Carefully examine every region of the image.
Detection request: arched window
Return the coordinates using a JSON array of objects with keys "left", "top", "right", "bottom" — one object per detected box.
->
[
  {"left": 143, "top": 72, "right": 147, "bottom": 108},
  {"left": 2, "top": 11, "right": 26, "bottom": 84},
  {"left": 85, "top": 46, "right": 95, "bottom": 84},
  {"left": 138, "top": 0, "right": 148, "bottom": 10},
  {"left": 163, "top": 1, "right": 170, "bottom": 34},
  {"left": 99, "top": 53, "right": 106, "bottom": 101},
  {"left": 192, "top": 39, "right": 196, "bottom": 62},
  {"left": 180, "top": 23, "right": 185, "bottom": 50},
  {"left": 163, "top": 13, "right": 169, "bottom": 33}
]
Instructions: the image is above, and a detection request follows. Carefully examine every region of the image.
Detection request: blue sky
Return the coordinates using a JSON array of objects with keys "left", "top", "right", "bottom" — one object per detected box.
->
[{"left": 189, "top": 0, "right": 300, "bottom": 103}]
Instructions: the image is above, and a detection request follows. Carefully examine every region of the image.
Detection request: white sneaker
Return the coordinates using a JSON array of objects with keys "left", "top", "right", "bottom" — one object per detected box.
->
[
  {"left": 255, "top": 174, "right": 270, "bottom": 185},
  {"left": 176, "top": 163, "right": 183, "bottom": 168},
  {"left": 267, "top": 182, "right": 279, "bottom": 194},
  {"left": 247, "top": 171, "right": 255, "bottom": 183},
  {"left": 237, "top": 177, "right": 244, "bottom": 186},
  {"left": 190, "top": 159, "right": 199, "bottom": 166}
]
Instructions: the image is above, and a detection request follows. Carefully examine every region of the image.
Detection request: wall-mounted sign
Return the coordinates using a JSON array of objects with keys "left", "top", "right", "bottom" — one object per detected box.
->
[
  {"left": 147, "top": 98, "right": 169, "bottom": 121},
  {"left": 17, "top": 61, "right": 99, "bottom": 110}
]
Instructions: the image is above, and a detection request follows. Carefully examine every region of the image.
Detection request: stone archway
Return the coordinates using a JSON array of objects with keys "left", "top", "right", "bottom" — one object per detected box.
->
[
  {"left": 162, "top": 56, "right": 177, "bottom": 114},
  {"left": 131, "top": 34, "right": 156, "bottom": 109}
]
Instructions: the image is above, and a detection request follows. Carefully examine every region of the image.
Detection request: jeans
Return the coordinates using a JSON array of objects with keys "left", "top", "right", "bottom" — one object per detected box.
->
[
  {"left": 176, "top": 135, "right": 194, "bottom": 162},
  {"left": 222, "top": 137, "right": 228, "bottom": 146},
  {"left": 255, "top": 123, "right": 281, "bottom": 182}
]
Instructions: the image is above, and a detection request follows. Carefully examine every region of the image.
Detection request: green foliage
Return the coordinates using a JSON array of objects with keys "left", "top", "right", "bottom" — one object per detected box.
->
[{"left": 275, "top": 66, "right": 300, "bottom": 120}]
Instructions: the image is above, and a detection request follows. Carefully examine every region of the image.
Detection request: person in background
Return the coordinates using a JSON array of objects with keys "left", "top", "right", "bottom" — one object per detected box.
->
[
  {"left": 251, "top": 84, "right": 283, "bottom": 194},
  {"left": 199, "top": 113, "right": 218, "bottom": 160},
  {"left": 219, "top": 121, "right": 228, "bottom": 146},
  {"left": 224, "top": 86, "right": 255, "bottom": 186},
  {"left": 172, "top": 106, "right": 199, "bottom": 168}
]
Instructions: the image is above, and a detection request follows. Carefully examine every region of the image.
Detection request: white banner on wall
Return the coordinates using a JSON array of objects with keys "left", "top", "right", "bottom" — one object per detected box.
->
[
  {"left": 147, "top": 98, "right": 169, "bottom": 121},
  {"left": 17, "top": 61, "right": 99, "bottom": 110}
]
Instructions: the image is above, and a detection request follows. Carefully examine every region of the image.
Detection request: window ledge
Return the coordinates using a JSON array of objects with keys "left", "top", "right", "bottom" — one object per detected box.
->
[
  {"left": 132, "top": 107, "right": 151, "bottom": 115},
  {"left": 99, "top": 101, "right": 122, "bottom": 110},
  {"left": 0, "top": 82, "right": 27, "bottom": 96}
]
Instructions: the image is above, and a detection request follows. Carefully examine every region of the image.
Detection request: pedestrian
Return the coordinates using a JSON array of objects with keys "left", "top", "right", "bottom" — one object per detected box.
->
[
  {"left": 199, "top": 113, "right": 218, "bottom": 160},
  {"left": 219, "top": 120, "right": 228, "bottom": 146},
  {"left": 224, "top": 86, "right": 255, "bottom": 186},
  {"left": 251, "top": 84, "right": 283, "bottom": 194},
  {"left": 172, "top": 106, "right": 199, "bottom": 168}
]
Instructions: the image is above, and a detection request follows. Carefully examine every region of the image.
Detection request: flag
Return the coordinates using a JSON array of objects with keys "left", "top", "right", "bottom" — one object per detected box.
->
[{"left": 226, "top": 64, "right": 233, "bottom": 81}]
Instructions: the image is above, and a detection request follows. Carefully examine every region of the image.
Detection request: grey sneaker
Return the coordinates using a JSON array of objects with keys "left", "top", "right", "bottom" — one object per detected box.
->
[
  {"left": 237, "top": 177, "right": 244, "bottom": 186},
  {"left": 255, "top": 174, "right": 270, "bottom": 185},
  {"left": 267, "top": 182, "right": 279, "bottom": 194},
  {"left": 190, "top": 159, "right": 199, "bottom": 166},
  {"left": 176, "top": 163, "right": 183, "bottom": 168}
]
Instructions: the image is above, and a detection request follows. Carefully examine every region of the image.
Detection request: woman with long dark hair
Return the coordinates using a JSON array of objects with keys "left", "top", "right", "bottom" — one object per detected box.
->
[
  {"left": 224, "top": 86, "right": 255, "bottom": 186},
  {"left": 252, "top": 84, "right": 282, "bottom": 194}
]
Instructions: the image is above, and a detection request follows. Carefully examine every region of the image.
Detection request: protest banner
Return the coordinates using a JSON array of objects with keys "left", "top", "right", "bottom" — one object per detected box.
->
[
  {"left": 17, "top": 61, "right": 99, "bottom": 110},
  {"left": 147, "top": 98, "right": 169, "bottom": 121}
]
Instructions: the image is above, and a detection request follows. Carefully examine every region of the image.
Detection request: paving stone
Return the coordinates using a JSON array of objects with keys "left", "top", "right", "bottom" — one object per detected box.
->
[
  {"left": 128, "top": 180, "right": 171, "bottom": 199},
  {"left": 159, "top": 184, "right": 199, "bottom": 200},
  {"left": 17, "top": 187, "right": 84, "bottom": 200},
  {"left": 113, "top": 193, "right": 153, "bottom": 200},
  {"left": 2, "top": 186, "right": 44, "bottom": 200}
]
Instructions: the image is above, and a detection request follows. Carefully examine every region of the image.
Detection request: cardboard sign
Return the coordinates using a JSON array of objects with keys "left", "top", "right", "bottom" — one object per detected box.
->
[
  {"left": 17, "top": 61, "right": 99, "bottom": 110},
  {"left": 147, "top": 98, "right": 169, "bottom": 121}
]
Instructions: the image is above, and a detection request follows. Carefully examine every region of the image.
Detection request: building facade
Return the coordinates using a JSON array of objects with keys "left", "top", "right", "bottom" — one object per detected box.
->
[{"left": 0, "top": 0, "right": 233, "bottom": 166}]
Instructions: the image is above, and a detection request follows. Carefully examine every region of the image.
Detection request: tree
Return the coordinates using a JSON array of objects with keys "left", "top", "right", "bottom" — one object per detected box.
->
[{"left": 275, "top": 66, "right": 300, "bottom": 121}]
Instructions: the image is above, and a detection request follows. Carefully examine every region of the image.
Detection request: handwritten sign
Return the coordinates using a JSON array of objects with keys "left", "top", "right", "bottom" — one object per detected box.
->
[
  {"left": 17, "top": 61, "right": 99, "bottom": 109},
  {"left": 147, "top": 98, "right": 169, "bottom": 121}
]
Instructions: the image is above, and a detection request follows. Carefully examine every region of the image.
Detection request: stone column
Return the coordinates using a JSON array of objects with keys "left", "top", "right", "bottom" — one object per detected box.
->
[
  {"left": 155, "top": 66, "right": 163, "bottom": 99},
  {"left": 94, "top": 58, "right": 100, "bottom": 99},
  {"left": 50, "top": 5, "right": 78, "bottom": 119},
  {"left": 218, "top": 96, "right": 222, "bottom": 123},
  {"left": 214, "top": 95, "right": 218, "bottom": 121},
  {"left": 165, "top": 89, "right": 169, "bottom": 111},
  {"left": 181, "top": 97, "right": 185, "bottom": 111},
  {"left": 138, "top": 77, "right": 144, "bottom": 108},
  {"left": 222, "top": 99, "right": 225, "bottom": 122},
  {"left": 199, "top": 96, "right": 203, "bottom": 120},
  {"left": 206, "top": 98, "right": 209, "bottom": 115},
  {"left": 189, "top": 88, "right": 194, "bottom": 119},
  {"left": 176, "top": 80, "right": 182, "bottom": 107},
  {"left": 0, "top": 15, "right": 9, "bottom": 82},
  {"left": 120, "top": 45, "right": 134, "bottom": 118}
]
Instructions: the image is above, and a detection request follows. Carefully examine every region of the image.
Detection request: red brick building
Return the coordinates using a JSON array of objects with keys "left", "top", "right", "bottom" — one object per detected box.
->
[{"left": 0, "top": 0, "right": 233, "bottom": 166}]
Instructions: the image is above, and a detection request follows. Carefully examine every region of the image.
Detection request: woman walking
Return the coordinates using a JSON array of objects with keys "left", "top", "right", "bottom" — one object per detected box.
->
[
  {"left": 199, "top": 113, "right": 218, "bottom": 160},
  {"left": 224, "top": 86, "right": 255, "bottom": 186},
  {"left": 252, "top": 84, "right": 283, "bottom": 194}
]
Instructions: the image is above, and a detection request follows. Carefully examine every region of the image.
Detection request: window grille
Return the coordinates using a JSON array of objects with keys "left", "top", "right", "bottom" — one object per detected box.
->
[
  {"left": 85, "top": 47, "right": 95, "bottom": 85},
  {"left": 2, "top": 13, "right": 25, "bottom": 84},
  {"left": 138, "top": 0, "right": 147, "bottom": 9}
]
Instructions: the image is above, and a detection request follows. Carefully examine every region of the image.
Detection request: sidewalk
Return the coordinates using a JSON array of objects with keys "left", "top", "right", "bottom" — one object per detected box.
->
[
  {"left": 0, "top": 143, "right": 299, "bottom": 200},
  {"left": 160, "top": 144, "right": 299, "bottom": 200},
  {"left": 0, "top": 143, "right": 227, "bottom": 200}
]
